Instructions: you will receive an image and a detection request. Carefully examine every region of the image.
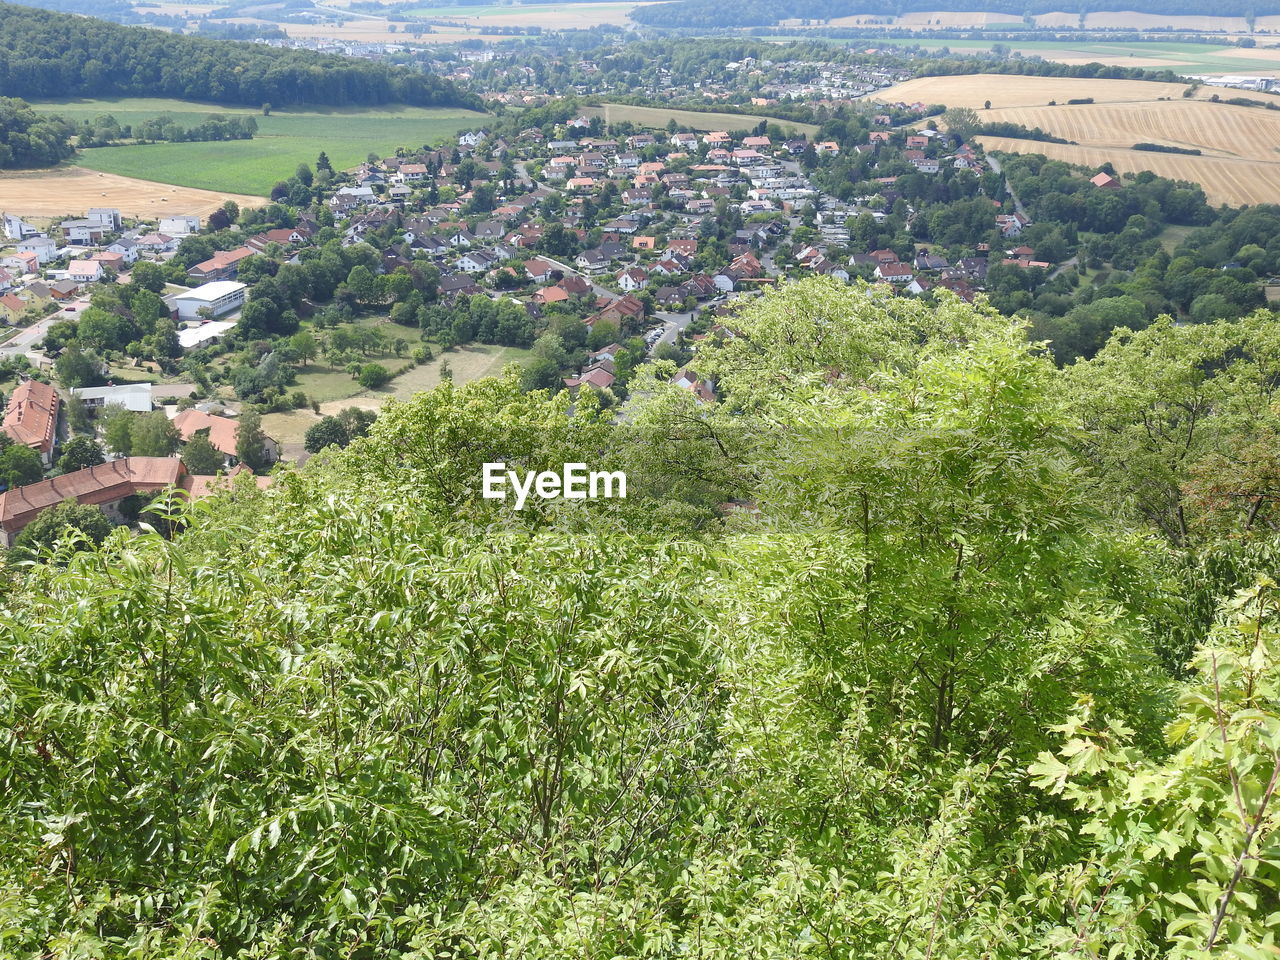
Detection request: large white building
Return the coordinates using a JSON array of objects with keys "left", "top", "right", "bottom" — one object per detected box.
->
[
  {"left": 172, "top": 280, "right": 247, "bottom": 321},
  {"left": 159, "top": 215, "right": 200, "bottom": 236}
]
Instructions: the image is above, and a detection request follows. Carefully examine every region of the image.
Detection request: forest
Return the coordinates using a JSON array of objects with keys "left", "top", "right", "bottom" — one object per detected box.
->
[
  {"left": 631, "top": 0, "right": 1280, "bottom": 27},
  {"left": 0, "top": 3, "right": 482, "bottom": 110},
  {"left": 0, "top": 96, "right": 74, "bottom": 168},
  {"left": 2, "top": 279, "right": 1280, "bottom": 958}
]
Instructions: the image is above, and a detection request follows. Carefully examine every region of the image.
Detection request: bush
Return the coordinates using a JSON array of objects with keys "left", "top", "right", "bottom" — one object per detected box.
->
[{"left": 356, "top": 363, "right": 392, "bottom": 389}]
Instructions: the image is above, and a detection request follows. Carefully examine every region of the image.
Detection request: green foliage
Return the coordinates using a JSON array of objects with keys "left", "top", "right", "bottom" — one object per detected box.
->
[
  {"left": 180, "top": 431, "right": 224, "bottom": 475},
  {"left": 56, "top": 436, "right": 104, "bottom": 474},
  {"left": 10, "top": 497, "right": 112, "bottom": 556},
  {"left": 0, "top": 437, "right": 43, "bottom": 490},
  {"left": 4, "top": 279, "right": 1280, "bottom": 958}
]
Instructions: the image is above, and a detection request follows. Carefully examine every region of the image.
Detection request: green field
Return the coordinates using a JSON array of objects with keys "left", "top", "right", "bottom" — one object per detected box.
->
[
  {"left": 587, "top": 103, "right": 819, "bottom": 137},
  {"left": 31, "top": 98, "right": 488, "bottom": 196},
  {"left": 868, "top": 38, "right": 1280, "bottom": 74}
]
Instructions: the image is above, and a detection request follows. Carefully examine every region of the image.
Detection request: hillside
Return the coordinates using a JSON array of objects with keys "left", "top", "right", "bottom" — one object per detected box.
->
[
  {"left": 0, "top": 2, "right": 481, "bottom": 110},
  {"left": 3, "top": 279, "right": 1280, "bottom": 958}
]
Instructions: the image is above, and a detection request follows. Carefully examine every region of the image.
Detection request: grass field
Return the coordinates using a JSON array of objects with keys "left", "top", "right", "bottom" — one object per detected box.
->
[
  {"left": 262, "top": 343, "right": 529, "bottom": 457},
  {"left": 31, "top": 99, "right": 487, "bottom": 196},
  {"left": 584, "top": 103, "right": 818, "bottom": 136}
]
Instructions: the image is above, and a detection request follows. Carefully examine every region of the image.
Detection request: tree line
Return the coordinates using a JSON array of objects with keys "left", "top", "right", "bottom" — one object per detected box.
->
[{"left": 0, "top": 2, "right": 483, "bottom": 110}]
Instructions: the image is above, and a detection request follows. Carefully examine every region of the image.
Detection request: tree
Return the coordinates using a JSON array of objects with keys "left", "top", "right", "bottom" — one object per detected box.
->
[
  {"left": 236, "top": 407, "right": 270, "bottom": 472},
  {"left": 303, "top": 416, "right": 349, "bottom": 454},
  {"left": 356, "top": 363, "right": 391, "bottom": 389},
  {"left": 131, "top": 411, "right": 180, "bottom": 458},
  {"left": 942, "top": 106, "right": 981, "bottom": 140},
  {"left": 0, "top": 439, "right": 43, "bottom": 490},
  {"left": 295, "top": 162, "right": 313, "bottom": 187},
  {"left": 54, "top": 344, "right": 100, "bottom": 389},
  {"left": 181, "top": 431, "right": 224, "bottom": 475},
  {"left": 11, "top": 498, "right": 112, "bottom": 556},
  {"left": 56, "top": 436, "right": 104, "bottom": 473},
  {"left": 101, "top": 404, "right": 135, "bottom": 456}
]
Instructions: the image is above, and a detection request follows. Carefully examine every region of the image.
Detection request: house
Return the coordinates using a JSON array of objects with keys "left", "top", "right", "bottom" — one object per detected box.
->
[
  {"left": 3, "top": 214, "right": 39, "bottom": 241},
  {"left": 106, "top": 237, "right": 139, "bottom": 264},
  {"left": 74, "top": 383, "right": 153, "bottom": 414},
  {"left": 589, "top": 294, "right": 645, "bottom": 329},
  {"left": 616, "top": 267, "right": 648, "bottom": 291},
  {"left": 61, "top": 219, "right": 109, "bottom": 246},
  {"left": 134, "top": 233, "right": 177, "bottom": 255},
  {"left": 173, "top": 409, "right": 279, "bottom": 467},
  {"left": 88, "top": 251, "right": 125, "bottom": 273},
  {"left": 874, "top": 262, "right": 913, "bottom": 283},
  {"left": 0, "top": 293, "right": 28, "bottom": 322},
  {"left": 439, "top": 273, "right": 482, "bottom": 298},
  {"left": 524, "top": 257, "right": 560, "bottom": 282},
  {"left": 672, "top": 368, "right": 715, "bottom": 403},
  {"left": 17, "top": 236, "right": 57, "bottom": 265},
  {"left": 0, "top": 458, "right": 270, "bottom": 547},
  {"left": 171, "top": 281, "right": 247, "bottom": 321},
  {"left": 668, "top": 238, "right": 698, "bottom": 257},
  {"left": 457, "top": 249, "right": 498, "bottom": 273},
  {"left": 558, "top": 275, "right": 592, "bottom": 297},
  {"left": 1, "top": 379, "right": 60, "bottom": 467},
  {"left": 87, "top": 208, "right": 122, "bottom": 231},
  {"left": 159, "top": 215, "right": 200, "bottom": 236},
  {"left": 575, "top": 249, "right": 608, "bottom": 273},
  {"left": 534, "top": 285, "right": 570, "bottom": 306},
  {"left": 632, "top": 236, "right": 657, "bottom": 252},
  {"left": 49, "top": 280, "right": 81, "bottom": 301},
  {"left": 1090, "top": 171, "right": 1121, "bottom": 189},
  {"left": 66, "top": 260, "right": 104, "bottom": 283},
  {"left": 669, "top": 132, "right": 698, "bottom": 148},
  {"left": 563, "top": 364, "right": 615, "bottom": 392},
  {"left": 742, "top": 135, "right": 771, "bottom": 149},
  {"left": 187, "top": 247, "right": 254, "bottom": 282}
]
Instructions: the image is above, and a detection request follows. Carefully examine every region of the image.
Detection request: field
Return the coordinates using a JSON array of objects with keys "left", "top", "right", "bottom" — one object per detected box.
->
[
  {"left": 261, "top": 343, "right": 529, "bottom": 458},
  {"left": 29, "top": 99, "right": 487, "bottom": 196},
  {"left": 0, "top": 166, "right": 265, "bottom": 219},
  {"left": 584, "top": 103, "right": 819, "bottom": 136},
  {"left": 875, "top": 74, "right": 1208, "bottom": 109},
  {"left": 868, "top": 39, "right": 1280, "bottom": 73}
]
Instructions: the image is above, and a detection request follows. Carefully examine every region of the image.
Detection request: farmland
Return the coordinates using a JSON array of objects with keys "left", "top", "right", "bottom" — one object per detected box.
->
[
  {"left": 29, "top": 98, "right": 487, "bottom": 196},
  {"left": 0, "top": 166, "right": 264, "bottom": 219},
  {"left": 868, "top": 38, "right": 1280, "bottom": 73},
  {"left": 584, "top": 103, "right": 818, "bottom": 136},
  {"left": 875, "top": 74, "right": 1207, "bottom": 109}
]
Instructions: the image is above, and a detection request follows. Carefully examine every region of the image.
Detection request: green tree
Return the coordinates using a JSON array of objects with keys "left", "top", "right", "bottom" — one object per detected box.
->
[
  {"left": 56, "top": 436, "right": 104, "bottom": 474},
  {"left": 11, "top": 498, "right": 112, "bottom": 556},
  {"left": 180, "top": 430, "right": 224, "bottom": 475},
  {"left": 0, "top": 438, "right": 43, "bottom": 489},
  {"left": 235, "top": 407, "right": 270, "bottom": 472},
  {"left": 131, "top": 411, "right": 180, "bottom": 458}
]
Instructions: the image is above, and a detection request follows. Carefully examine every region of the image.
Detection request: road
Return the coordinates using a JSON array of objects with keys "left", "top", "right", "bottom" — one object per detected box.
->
[
  {"left": 986, "top": 153, "right": 1029, "bottom": 221},
  {"left": 0, "top": 300, "right": 75, "bottom": 365}
]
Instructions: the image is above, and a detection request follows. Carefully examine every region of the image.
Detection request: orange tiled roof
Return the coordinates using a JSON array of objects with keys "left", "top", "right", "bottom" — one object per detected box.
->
[{"left": 1, "top": 379, "right": 58, "bottom": 455}]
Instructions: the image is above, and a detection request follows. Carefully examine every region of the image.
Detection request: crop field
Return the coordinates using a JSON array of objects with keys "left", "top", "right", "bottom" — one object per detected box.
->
[
  {"left": 867, "top": 39, "right": 1280, "bottom": 72},
  {"left": 30, "top": 99, "right": 487, "bottom": 196},
  {"left": 0, "top": 166, "right": 264, "bottom": 219},
  {"left": 875, "top": 74, "right": 1206, "bottom": 109},
  {"left": 983, "top": 99, "right": 1280, "bottom": 162},
  {"left": 585, "top": 103, "right": 818, "bottom": 136},
  {"left": 402, "top": 1, "right": 651, "bottom": 25},
  {"left": 979, "top": 137, "right": 1280, "bottom": 206}
]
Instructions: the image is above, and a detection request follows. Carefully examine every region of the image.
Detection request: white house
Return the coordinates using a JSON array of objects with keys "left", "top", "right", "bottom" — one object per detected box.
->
[
  {"left": 86, "top": 208, "right": 123, "bottom": 231},
  {"left": 457, "top": 249, "right": 497, "bottom": 273},
  {"left": 17, "top": 236, "right": 56, "bottom": 265},
  {"left": 172, "top": 280, "right": 247, "bottom": 321},
  {"left": 159, "top": 215, "right": 200, "bottom": 236},
  {"left": 74, "top": 382, "right": 153, "bottom": 413},
  {"left": 107, "top": 238, "right": 139, "bottom": 264},
  {"left": 177, "top": 320, "right": 237, "bottom": 352},
  {"left": 3, "top": 214, "right": 39, "bottom": 241}
]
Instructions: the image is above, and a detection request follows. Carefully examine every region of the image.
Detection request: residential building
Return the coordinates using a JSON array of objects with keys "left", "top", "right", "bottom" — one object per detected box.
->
[{"left": 1, "top": 379, "right": 59, "bottom": 467}]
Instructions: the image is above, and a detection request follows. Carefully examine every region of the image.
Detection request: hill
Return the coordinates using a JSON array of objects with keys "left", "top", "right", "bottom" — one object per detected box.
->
[
  {"left": 0, "top": 2, "right": 481, "bottom": 110},
  {"left": 4, "top": 279, "right": 1280, "bottom": 957}
]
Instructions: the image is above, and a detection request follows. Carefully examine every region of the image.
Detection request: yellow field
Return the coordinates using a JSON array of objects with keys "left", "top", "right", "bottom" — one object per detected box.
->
[
  {"left": 978, "top": 137, "right": 1280, "bottom": 206},
  {"left": 876, "top": 74, "right": 1205, "bottom": 109},
  {"left": 0, "top": 166, "right": 265, "bottom": 218},
  {"left": 983, "top": 99, "right": 1280, "bottom": 162}
]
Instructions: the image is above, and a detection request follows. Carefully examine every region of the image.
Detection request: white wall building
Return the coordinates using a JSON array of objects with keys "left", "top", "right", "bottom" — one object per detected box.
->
[
  {"left": 159, "top": 215, "right": 201, "bottom": 236},
  {"left": 172, "top": 281, "right": 247, "bottom": 321}
]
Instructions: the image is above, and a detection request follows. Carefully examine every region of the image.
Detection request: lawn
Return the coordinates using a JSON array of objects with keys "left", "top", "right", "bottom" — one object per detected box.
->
[
  {"left": 31, "top": 99, "right": 489, "bottom": 196},
  {"left": 262, "top": 343, "right": 530, "bottom": 456}
]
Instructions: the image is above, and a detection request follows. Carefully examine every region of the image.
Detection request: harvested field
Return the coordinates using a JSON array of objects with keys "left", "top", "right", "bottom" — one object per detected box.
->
[
  {"left": 875, "top": 74, "right": 1204, "bottom": 109},
  {"left": 585, "top": 103, "right": 818, "bottom": 136},
  {"left": 0, "top": 166, "right": 264, "bottom": 219},
  {"left": 978, "top": 137, "right": 1280, "bottom": 206},
  {"left": 982, "top": 99, "right": 1280, "bottom": 162}
]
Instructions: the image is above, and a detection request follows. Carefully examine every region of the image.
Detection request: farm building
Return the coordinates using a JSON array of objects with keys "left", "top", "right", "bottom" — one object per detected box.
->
[{"left": 74, "top": 383, "right": 153, "bottom": 414}]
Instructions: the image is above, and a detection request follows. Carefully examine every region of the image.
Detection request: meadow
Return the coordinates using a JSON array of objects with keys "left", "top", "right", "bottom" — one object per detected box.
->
[
  {"left": 31, "top": 99, "right": 488, "bottom": 196},
  {"left": 876, "top": 74, "right": 1206, "bottom": 109},
  {"left": 585, "top": 103, "right": 818, "bottom": 136}
]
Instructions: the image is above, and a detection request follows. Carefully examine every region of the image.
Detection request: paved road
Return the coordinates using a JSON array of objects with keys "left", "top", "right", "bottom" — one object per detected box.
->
[{"left": 0, "top": 300, "right": 75, "bottom": 365}]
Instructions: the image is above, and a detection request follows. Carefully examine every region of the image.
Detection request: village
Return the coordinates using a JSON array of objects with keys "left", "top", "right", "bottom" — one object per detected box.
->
[{"left": 0, "top": 102, "right": 1072, "bottom": 548}]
